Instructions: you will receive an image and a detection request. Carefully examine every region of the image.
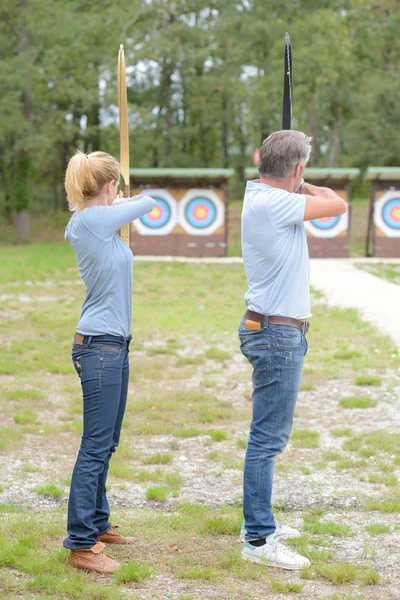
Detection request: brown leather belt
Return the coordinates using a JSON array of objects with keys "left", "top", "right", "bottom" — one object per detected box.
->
[{"left": 244, "top": 310, "right": 310, "bottom": 334}]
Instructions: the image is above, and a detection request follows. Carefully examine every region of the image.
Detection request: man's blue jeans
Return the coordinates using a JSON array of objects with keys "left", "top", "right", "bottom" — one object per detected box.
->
[
  {"left": 63, "top": 334, "right": 131, "bottom": 550},
  {"left": 238, "top": 318, "right": 308, "bottom": 541}
]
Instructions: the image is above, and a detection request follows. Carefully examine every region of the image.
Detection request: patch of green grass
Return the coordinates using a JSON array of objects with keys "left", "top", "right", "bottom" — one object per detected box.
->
[
  {"left": 142, "top": 453, "right": 173, "bottom": 465},
  {"left": 165, "top": 473, "right": 183, "bottom": 495},
  {"left": 175, "top": 355, "right": 205, "bottom": 366},
  {"left": 173, "top": 426, "right": 201, "bottom": 438},
  {"left": 222, "top": 457, "right": 243, "bottom": 470},
  {"left": 299, "top": 465, "right": 312, "bottom": 475},
  {"left": 13, "top": 408, "right": 37, "bottom": 424},
  {"left": 354, "top": 375, "right": 382, "bottom": 386},
  {"left": 205, "top": 347, "right": 232, "bottom": 361},
  {"left": 291, "top": 429, "right": 320, "bottom": 449},
  {"left": 365, "top": 496, "right": 400, "bottom": 513},
  {"left": 0, "top": 427, "right": 25, "bottom": 451},
  {"left": 146, "top": 486, "right": 170, "bottom": 502},
  {"left": 335, "top": 457, "right": 367, "bottom": 471},
  {"left": 339, "top": 396, "right": 377, "bottom": 409},
  {"left": 109, "top": 459, "right": 136, "bottom": 480},
  {"left": 368, "top": 473, "right": 398, "bottom": 486},
  {"left": 304, "top": 519, "right": 354, "bottom": 537},
  {"left": 365, "top": 522, "right": 390, "bottom": 535},
  {"left": 114, "top": 560, "right": 152, "bottom": 583},
  {"left": 331, "top": 427, "right": 353, "bottom": 437},
  {"left": 200, "top": 378, "right": 217, "bottom": 388},
  {"left": 303, "top": 561, "right": 379, "bottom": 585},
  {"left": 135, "top": 468, "right": 164, "bottom": 483},
  {"left": 5, "top": 389, "right": 42, "bottom": 401},
  {"left": 209, "top": 429, "right": 228, "bottom": 442},
  {"left": 235, "top": 438, "right": 247, "bottom": 449},
  {"left": 333, "top": 349, "right": 361, "bottom": 360},
  {"left": 269, "top": 576, "right": 303, "bottom": 593},
  {"left": 35, "top": 484, "right": 63, "bottom": 498},
  {"left": 300, "top": 382, "right": 315, "bottom": 391},
  {"left": 343, "top": 430, "right": 400, "bottom": 461}
]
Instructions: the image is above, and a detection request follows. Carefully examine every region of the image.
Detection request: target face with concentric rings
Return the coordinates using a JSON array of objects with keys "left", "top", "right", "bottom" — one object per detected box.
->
[
  {"left": 304, "top": 211, "right": 348, "bottom": 238},
  {"left": 141, "top": 198, "right": 171, "bottom": 229},
  {"left": 185, "top": 198, "right": 217, "bottom": 229},
  {"left": 179, "top": 189, "right": 225, "bottom": 236},
  {"left": 134, "top": 189, "right": 178, "bottom": 236},
  {"left": 374, "top": 190, "right": 400, "bottom": 238}
]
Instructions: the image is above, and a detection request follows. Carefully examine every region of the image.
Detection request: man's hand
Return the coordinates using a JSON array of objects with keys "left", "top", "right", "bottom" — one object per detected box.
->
[{"left": 302, "top": 182, "right": 348, "bottom": 221}]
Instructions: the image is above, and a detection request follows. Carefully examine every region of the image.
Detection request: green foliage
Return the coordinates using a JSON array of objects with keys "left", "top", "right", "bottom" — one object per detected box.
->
[{"left": 1, "top": 1, "right": 400, "bottom": 234}]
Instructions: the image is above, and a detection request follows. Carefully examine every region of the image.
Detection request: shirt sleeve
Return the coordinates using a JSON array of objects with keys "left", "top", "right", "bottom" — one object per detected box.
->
[
  {"left": 81, "top": 195, "right": 156, "bottom": 239},
  {"left": 266, "top": 190, "right": 306, "bottom": 228}
]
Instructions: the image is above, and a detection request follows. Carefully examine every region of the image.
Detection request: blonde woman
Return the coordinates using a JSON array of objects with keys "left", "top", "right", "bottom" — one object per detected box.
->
[{"left": 63, "top": 151, "right": 155, "bottom": 574}]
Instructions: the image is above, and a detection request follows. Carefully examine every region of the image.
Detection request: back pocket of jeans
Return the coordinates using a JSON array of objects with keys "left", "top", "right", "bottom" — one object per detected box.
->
[{"left": 240, "top": 342, "right": 272, "bottom": 388}]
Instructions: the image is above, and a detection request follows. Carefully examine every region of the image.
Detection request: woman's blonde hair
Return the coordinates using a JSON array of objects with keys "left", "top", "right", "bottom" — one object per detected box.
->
[{"left": 65, "top": 151, "right": 120, "bottom": 211}]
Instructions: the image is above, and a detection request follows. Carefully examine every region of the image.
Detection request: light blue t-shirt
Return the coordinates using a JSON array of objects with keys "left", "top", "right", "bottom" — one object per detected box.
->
[
  {"left": 65, "top": 195, "right": 156, "bottom": 337},
  {"left": 241, "top": 180, "right": 311, "bottom": 320}
]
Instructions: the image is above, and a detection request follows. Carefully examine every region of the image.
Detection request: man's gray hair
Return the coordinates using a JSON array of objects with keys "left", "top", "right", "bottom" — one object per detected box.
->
[{"left": 258, "top": 130, "right": 312, "bottom": 180}]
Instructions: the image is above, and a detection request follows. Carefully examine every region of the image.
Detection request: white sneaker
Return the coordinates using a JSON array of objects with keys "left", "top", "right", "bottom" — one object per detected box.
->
[
  {"left": 242, "top": 535, "right": 310, "bottom": 571},
  {"left": 239, "top": 519, "right": 300, "bottom": 543}
]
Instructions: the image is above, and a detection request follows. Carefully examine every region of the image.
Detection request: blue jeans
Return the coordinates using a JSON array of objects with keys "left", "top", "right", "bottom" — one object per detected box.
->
[
  {"left": 63, "top": 334, "right": 131, "bottom": 550},
  {"left": 238, "top": 318, "right": 308, "bottom": 540}
]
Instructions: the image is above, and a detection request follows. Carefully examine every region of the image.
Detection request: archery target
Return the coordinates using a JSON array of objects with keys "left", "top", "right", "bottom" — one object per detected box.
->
[
  {"left": 134, "top": 189, "right": 177, "bottom": 236},
  {"left": 305, "top": 212, "right": 348, "bottom": 238},
  {"left": 374, "top": 190, "right": 400, "bottom": 237},
  {"left": 179, "top": 189, "right": 225, "bottom": 236}
]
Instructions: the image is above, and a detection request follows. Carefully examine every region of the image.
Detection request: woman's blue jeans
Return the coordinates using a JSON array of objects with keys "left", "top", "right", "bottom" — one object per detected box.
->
[
  {"left": 63, "top": 334, "right": 131, "bottom": 550},
  {"left": 238, "top": 318, "right": 308, "bottom": 541}
]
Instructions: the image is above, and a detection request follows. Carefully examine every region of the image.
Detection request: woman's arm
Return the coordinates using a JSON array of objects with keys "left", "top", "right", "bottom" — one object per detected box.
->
[{"left": 82, "top": 195, "right": 156, "bottom": 239}]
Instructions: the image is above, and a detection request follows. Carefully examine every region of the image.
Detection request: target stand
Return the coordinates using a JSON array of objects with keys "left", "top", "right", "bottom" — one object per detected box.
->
[
  {"left": 366, "top": 167, "right": 400, "bottom": 257},
  {"left": 245, "top": 168, "right": 359, "bottom": 258},
  {"left": 128, "top": 169, "right": 233, "bottom": 256}
]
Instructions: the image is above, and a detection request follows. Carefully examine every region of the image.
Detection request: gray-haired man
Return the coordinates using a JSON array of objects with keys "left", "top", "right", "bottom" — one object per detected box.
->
[{"left": 239, "top": 131, "right": 347, "bottom": 569}]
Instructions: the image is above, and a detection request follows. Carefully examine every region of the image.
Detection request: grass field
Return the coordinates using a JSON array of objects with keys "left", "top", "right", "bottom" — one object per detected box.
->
[{"left": 0, "top": 243, "right": 399, "bottom": 600}]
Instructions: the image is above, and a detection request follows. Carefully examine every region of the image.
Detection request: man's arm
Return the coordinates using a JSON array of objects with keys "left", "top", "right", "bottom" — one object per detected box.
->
[{"left": 302, "top": 182, "right": 348, "bottom": 222}]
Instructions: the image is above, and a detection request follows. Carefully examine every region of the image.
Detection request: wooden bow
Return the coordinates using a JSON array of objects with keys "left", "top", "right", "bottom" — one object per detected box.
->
[
  {"left": 117, "top": 44, "right": 131, "bottom": 247},
  {"left": 282, "top": 32, "right": 292, "bottom": 130}
]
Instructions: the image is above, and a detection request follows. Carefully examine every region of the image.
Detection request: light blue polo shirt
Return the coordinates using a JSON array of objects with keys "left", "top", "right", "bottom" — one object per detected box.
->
[{"left": 241, "top": 180, "right": 311, "bottom": 320}]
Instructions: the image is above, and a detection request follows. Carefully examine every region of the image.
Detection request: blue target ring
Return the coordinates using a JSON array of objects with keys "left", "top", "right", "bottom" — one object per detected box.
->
[
  {"left": 185, "top": 198, "right": 216, "bottom": 229},
  {"left": 311, "top": 216, "right": 340, "bottom": 230},
  {"left": 382, "top": 198, "right": 400, "bottom": 229},
  {"left": 140, "top": 198, "right": 171, "bottom": 229}
]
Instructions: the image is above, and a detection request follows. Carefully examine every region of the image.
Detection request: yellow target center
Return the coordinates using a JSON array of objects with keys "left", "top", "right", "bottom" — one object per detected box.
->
[
  {"left": 393, "top": 207, "right": 400, "bottom": 220},
  {"left": 195, "top": 206, "right": 207, "bottom": 219},
  {"left": 150, "top": 206, "right": 161, "bottom": 219}
]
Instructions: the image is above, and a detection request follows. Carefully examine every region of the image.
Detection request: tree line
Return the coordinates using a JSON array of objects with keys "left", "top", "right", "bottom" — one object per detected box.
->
[{"left": 1, "top": 0, "right": 399, "bottom": 225}]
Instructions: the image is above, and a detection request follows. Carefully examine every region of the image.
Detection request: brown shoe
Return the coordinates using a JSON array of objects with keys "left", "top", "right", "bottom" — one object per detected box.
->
[
  {"left": 69, "top": 541, "right": 121, "bottom": 574},
  {"left": 98, "top": 522, "right": 135, "bottom": 545}
]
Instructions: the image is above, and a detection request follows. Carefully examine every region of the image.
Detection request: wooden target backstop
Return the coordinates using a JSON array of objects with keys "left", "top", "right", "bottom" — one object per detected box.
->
[
  {"left": 366, "top": 167, "right": 400, "bottom": 258},
  {"left": 128, "top": 168, "right": 234, "bottom": 257}
]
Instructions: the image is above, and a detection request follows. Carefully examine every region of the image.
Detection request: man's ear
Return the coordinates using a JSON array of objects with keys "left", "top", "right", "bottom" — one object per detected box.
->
[{"left": 294, "top": 163, "right": 303, "bottom": 178}]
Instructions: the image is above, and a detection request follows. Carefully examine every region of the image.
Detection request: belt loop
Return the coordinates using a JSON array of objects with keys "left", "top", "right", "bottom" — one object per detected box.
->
[
  {"left": 126, "top": 335, "right": 132, "bottom": 353},
  {"left": 87, "top": 335, "right": 92, "bottom": 348},
  {"left": 263, "top": 314, "right": 269, "bottom": 329}
]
